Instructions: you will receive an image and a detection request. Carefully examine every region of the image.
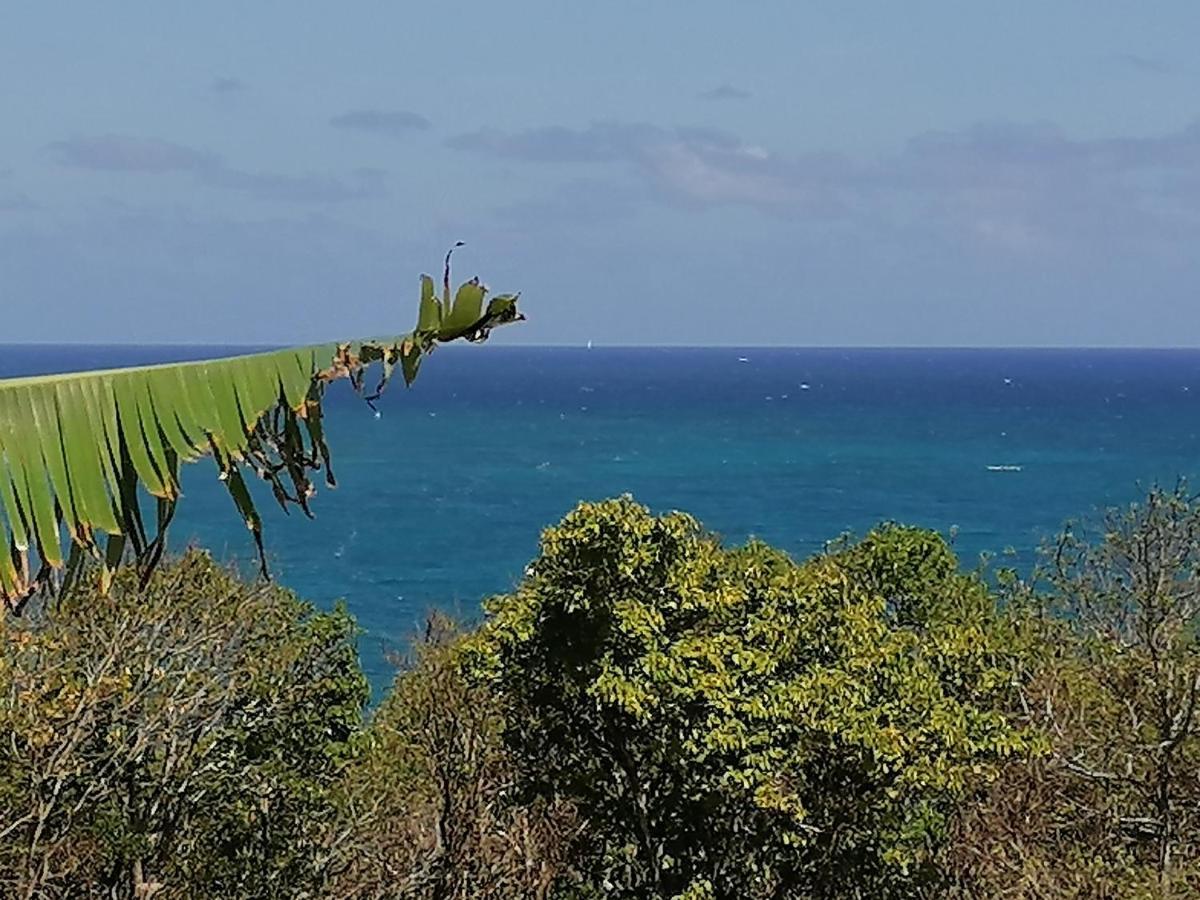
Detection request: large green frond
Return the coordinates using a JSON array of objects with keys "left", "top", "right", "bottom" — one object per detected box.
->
[{"left": 0, "top": 260, "right": 522, "bottom": 611}]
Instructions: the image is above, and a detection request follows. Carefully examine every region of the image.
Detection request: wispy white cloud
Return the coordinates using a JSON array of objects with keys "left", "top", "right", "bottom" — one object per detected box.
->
[
  {"left": 491, "top": 177, "right": 645, "bottom": 225},
  {"left": 1106, "top": 52, "right": 1174, "bottom": 75},
  {"left": 48, "top": 135, "right": 218, "bottom": 172},
  {"left": 0, "top": 193, "right": 35, "bottom": 212},
  {"left": 447, "top": 117, "right": 1200, "bottom": 255},
  {"left": 46, "top": 134, "right": 385, "bottom": 203},
  {"left": 445, "top": 122, "right": 661, "bottom": 162},
  {"left": 448, "top": 121, "right": 850, "bottom": 214},
  {"left": 330, "top": 109, "right": 431, "bottom": 137},
  {"left": 698, "top": 83, "right": 751, "bottom": 101},
  {"left": 0, "top": 170, "right": 35, "bottom": 212},
  {"left": 200, "top": 165, "right": 387, "bottom": 204},
  {"left": 210, "top": 76, "right": 248, "bottom": 95}
]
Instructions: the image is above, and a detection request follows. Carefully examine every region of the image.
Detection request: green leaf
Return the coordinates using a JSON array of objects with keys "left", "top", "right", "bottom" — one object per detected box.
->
[
  {"left": 0, "top": 387, "right": 63, "bottom": 568},
  {"left": 418, "top": 275, "right": 441, "bottom": 332},
  {"left": 57, "top": 381, "right": 120, "bottom": 537},
  {"left": 0, "top": 256, "right": 522, "bottom": 608},
  {"left": 441, "top": 279, "right": 486, "bottom": 337}
]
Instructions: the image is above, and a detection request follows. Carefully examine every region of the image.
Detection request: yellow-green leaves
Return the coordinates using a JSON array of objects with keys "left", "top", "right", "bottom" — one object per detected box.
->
[
  {"left": 418, "top": 243, "right": 523, "bottom": 344},
  {"left": 0, "top": 550, "right": 369, "bottom": 896},
  {"left": 417, "top": 275, "right": 441, "bottom": 333},
  {"left": 0, "top": 260, "right": 522, "bottom": 611},
  {"left": 473, "top": 498, "right": 1035, "bottom": 897},
  {"left": 442, "top": 279, "right": 486, "bottom": 337}
]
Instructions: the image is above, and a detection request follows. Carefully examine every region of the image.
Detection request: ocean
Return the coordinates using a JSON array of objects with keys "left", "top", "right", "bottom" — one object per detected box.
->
[{"left": 5, "top": 345, "right": 1200, "bottom": 697}]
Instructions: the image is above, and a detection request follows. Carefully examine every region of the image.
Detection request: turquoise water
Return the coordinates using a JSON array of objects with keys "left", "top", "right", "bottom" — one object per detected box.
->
[{"left": 5, "top": 345, "right": 1200, "bottom": 696}]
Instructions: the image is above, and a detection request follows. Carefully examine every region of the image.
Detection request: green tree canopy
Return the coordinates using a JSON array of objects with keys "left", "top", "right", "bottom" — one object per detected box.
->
[{"left": 466, "top": 497, "right": 1037, "bottom": 899}]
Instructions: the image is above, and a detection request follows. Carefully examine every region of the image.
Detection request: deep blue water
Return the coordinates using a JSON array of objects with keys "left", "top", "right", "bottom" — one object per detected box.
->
[{"left": 5, "top": 345, "right": 1200, "bottom": 696}]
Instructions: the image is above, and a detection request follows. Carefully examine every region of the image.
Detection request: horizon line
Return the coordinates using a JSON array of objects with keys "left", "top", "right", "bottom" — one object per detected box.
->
[{"left": 4, "top": 341, "right": 1200, "bottom": 352}]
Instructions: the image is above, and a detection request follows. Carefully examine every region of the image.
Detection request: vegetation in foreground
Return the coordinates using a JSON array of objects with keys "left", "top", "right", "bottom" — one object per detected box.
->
[
  {"left": 0, "top": 254, "right": 522, "bottom": 610},
  {"left": 4, "top": 487, "right": 1200, "bottom": 898}
]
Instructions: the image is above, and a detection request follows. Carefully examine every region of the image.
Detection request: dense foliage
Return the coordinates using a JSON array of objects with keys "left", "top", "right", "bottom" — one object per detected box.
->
[
  {"left": 0, "top": 551, "right": 367, "bottom": 898},
  {"left": 4, "top": 488, "right": 1200, "bottom": 898},
  {"left": 331, "top": 615, "right": 579, "bottom": 899},
  {"left": 947, "top": 485, "right": 1200, "bottom": 898},
  {"left": 465, "top": 498, "right": 1037, "bottom": 898}
]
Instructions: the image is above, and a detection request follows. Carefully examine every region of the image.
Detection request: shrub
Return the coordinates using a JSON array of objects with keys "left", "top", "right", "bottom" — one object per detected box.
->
[
  {"left": 948, "top": 485, "right": 1200, "bottom": 898},
  {"left": 330, "top": 614, "right": 579, "bottom": 899},
  {"left": 0, "top": 549, "right": 368, "bottom": 899},
  {"left": 11, "top": 489, "right": 1197, "bottom": 899}
]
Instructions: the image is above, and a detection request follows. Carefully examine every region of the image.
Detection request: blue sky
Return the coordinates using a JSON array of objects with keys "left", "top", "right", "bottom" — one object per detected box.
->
[{"left": 3, "top": 2, "right": 1199, "bottom": 345}]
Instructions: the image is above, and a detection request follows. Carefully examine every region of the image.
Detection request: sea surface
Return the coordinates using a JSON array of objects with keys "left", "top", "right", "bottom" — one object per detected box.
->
[{"left": 5, "top": 345, "right": 1200, "bottom": 697}]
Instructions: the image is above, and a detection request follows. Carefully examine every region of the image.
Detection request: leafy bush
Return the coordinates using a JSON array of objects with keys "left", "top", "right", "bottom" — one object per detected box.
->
[
  {"left": 466, "top": 497, "right": 1037, "bottom": 899},
  {"left": 947, "top": 485, "right": 1200, "bottom": 899},
  {"left": 329, "top": 614, "right": 579, "bottom": 899},
  {"left": 0, "top": 550, "right": 367, "bottom": 899},
  {"left": 8, "top": 490, "right": 1200, "bottom": 899}
]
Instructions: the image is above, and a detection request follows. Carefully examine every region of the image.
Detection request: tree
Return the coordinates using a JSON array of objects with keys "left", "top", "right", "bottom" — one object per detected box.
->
[
  {"left": 465, "top": 497, "right": 1035, "bottom": 899},
  {"left": 0, "top": 549, "right": 368, "bottom": 899},
  {"left": 949, "top": 484, "right": 1200, "bottom": 898},
  {"left": 0, "top": 250, "right": 521, "bottom": 611},
  {"left": 331, "top": 614, "right": 580, "bottom": 899}
]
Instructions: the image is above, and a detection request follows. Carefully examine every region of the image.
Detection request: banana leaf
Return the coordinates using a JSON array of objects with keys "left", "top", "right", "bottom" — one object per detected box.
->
[{"left": 0, "top": 254, "right": 522, "bottom": 611}]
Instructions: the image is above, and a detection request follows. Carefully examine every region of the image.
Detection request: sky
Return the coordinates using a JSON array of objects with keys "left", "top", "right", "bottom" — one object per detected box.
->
[{"left": 3, "top": 2, "right": 1200, "bottom": 346}]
